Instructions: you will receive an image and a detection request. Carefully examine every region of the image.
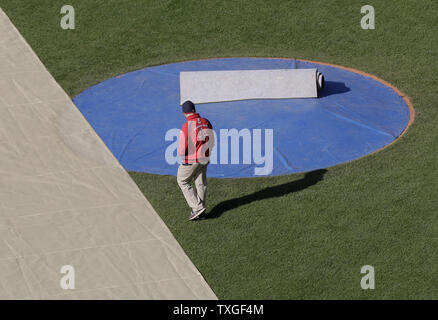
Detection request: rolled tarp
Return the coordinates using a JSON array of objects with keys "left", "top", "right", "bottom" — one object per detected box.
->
[{"left": 180, "top": 68, "right": 324, "bottom": 104}]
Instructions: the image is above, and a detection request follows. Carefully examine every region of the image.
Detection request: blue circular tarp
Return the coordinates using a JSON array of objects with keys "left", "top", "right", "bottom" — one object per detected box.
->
[{"left": 73, "top": 58, "right": 410, "bottom": 178}]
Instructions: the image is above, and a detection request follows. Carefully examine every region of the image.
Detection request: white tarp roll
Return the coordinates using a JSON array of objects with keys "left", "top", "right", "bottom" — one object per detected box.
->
[{"left": 180, "top": 68, "right": 324, "bottom": 104}]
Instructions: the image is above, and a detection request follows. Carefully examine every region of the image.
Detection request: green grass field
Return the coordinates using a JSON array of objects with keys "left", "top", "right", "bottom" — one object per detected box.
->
[{"left": 1, "top": 0, "right": 437, "bottom": 299}]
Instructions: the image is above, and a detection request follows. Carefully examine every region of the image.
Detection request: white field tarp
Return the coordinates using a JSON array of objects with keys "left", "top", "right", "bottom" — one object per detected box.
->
[{"left": 0, "top": 8, "right": 216, "bottom": 300}]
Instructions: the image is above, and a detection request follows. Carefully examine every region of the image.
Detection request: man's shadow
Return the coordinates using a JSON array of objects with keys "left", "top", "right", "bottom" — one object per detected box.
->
[{"left": 203, "top": 169, "right": 327, "bottom": 219}]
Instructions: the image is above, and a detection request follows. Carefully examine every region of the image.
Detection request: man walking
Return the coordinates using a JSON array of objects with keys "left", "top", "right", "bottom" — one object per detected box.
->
[{"left": 177, "top": 100, "right": 214, "bottom": 220}]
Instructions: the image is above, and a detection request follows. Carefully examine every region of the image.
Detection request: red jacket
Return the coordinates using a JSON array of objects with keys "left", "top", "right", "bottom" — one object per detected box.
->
[{"left": 178, "top": 113, "right": 214, "bottom": 164}]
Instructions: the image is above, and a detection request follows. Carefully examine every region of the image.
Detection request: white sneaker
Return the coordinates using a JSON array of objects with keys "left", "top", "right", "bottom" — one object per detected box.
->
[{"left": 189, "top": 208, "right": 206, "bottom": 221}]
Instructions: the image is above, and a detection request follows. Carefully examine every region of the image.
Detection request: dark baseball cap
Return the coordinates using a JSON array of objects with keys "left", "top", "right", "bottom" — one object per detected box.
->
[{"left": 182, "top": 100, "right": 196, "bottom": 113}]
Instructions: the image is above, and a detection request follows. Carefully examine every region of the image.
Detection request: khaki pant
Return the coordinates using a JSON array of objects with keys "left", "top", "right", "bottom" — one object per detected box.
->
[{"left": 177, "top": 162, "right": 208, "bottom": 213}]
